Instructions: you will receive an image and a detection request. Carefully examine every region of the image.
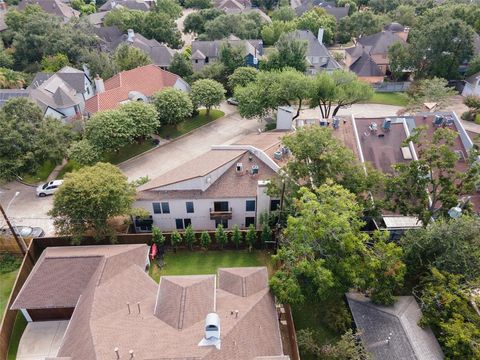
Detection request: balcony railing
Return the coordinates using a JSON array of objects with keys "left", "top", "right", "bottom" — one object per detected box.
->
[{"left": 210, "top": 207, "right": 233, "bottom": 220}]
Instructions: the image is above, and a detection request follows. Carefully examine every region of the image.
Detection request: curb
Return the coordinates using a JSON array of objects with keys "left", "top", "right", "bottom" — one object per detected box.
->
[{"left": 118, "top": 110, "right": 231, "bottom": 167}]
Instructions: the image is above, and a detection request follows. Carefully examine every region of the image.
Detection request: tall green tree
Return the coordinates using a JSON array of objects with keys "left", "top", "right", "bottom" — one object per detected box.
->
[
  {"left": 261, "top": 20, "right": 297, "bottom": 46},
  {"left": 190, "top": 79, "right": 225, "bottom": 115},
  {"left": 385, "top": 127, "right": 480, "bottom": 225},
  {"left": 41, "top": 53, "right": 69, "bottom": 72},
  {"left": 218, "top": 43, "right": 245, "bottom": 75},
  {"left": 155, "top": 0, "right": 182, "bottom": 19},
  {"left": 169, "top": 52, "right": 193, "bottom": 79},
  {"left": 262, "top": 32, "right": 307, "bottom": 72},
  {"left": 118, "top": 102, "right": 158, "bottom": 139},
  {"left": 309, "top": 69, "right": 374, "bottom": 118},
  {"left": 296, "top": 8, "right": 337, "bottom": 45},
  {"left": 49, "top": 162, "right": 136, "bottom": 243},
  {"left": 402, "top": 216, "right": 480, "bottom": 283},
  {"left": 271, "top": 6, "right": 296, "bottom": 21},
  {"left": 183, "top": 8, "right": 224, "bottom": 35},
  {"left": 184, "top": 225, "right": 196, "bottom": 250},
  {"left": 407, "top": 18, "right": 474, "bottom": 79},
  {"left": 227, "top": 67, "right": 258, "bottom": 91},
  {"left": 67, "top": 139, "right": 101, "bottom": 166},
  {"left": 215, "top": 224, "right": 228, "bottom": 249},
  {"left": 113, "top": 44, "right": 152, "bottom": 71},
  {"left": 337, "top": 10, "right": 389, "bottom": 43},
  {"left": 80, "top": 50, "right": 118, "bottom": 80},
  {"left": 235, "top": 68, "right": 311, "bottom": 119},
  {"left": 405, "top": 77, "right": 456, "bottom": 111},
  {"left": 388, "top": 42, "right": 410, "bottom": 81},
  {"left": 152, "top": 87, "right": 193, "bottom": 126},
  {"left": 201, "top": 12, "right": 263, "bottom": 40},
  {"left": 0, "top": 98, "right": 73, "bottom": 180},
  {"left": 85, "top": 109, "right": 134, "bottom": 152}
]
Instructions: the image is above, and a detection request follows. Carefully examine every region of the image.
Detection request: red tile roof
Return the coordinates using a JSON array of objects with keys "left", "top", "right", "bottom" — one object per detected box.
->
[{"left": 85, "top": 64, "right": 181, "bottom": 113}]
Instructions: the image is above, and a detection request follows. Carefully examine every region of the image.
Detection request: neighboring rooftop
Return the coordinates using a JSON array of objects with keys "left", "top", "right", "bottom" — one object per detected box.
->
[
  {"left": 12, "top": 246, "right": 287, "bottom": 360},
  {"left": 356, "top": 30, "right": 406, "bottom": 56},
  {"left": 137, "top": 131, "right": 287, "bottom": 199},
  {"left": 85, "top": 64, "right": 185, "bottom": 113},
  {"left": 346, "top": 292, "right": 444, "bottom": 360},
  {"left": 0, "top": 89, "right": 30, "bottom": 107},
  {"left": 18, "top": 0, "right": 79, "bottom": 19},
  {"left": 191, "top": 36, "right": 264, "bottom": 61},
  {"left": 99, "top": 0, "right": 152, "bottom": 11},
  {"left": 294, "top": 0, "right": 349, "bottom": 20},
  {"left": 289, "top": 30, "right": 340, "bottom": 71}
]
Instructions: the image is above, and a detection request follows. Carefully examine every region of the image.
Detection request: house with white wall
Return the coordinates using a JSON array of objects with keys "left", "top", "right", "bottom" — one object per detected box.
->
[{"left": 134, "top": 132, "right": 290, "bottom": 232}]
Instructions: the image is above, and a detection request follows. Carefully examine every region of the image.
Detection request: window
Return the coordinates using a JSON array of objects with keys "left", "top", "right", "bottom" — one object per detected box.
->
[
  {"left": 153, "top": 202, "right": 162, "bottom": 214},
  {"left": 186, "top": 201, "right": 194, "bottom": 213},
  {"left": 215, "top": 219, "right": 228, "bottom": 228},
  {"left": 195, "top": 59, "right": 198, "bottom": 63},
  {"left": 205, "top": 56, "right": 209, "bottom": 63},
  {"left": 184, "top": 218, "right": 192, "bottom": 228},
  {"left": 214, "top": 201, "right": 229, "bottom": 212},
  {"left": 245, "top": 217, "right": 255, "bottom": 227},
  {"left": 161, "top": 202, "right": 170, "bottom": 214},
  {"left": 246, "top": 200, "right": 256, "bottom": 212},
  {"left": 270, "top": 199, "right": 281, "bottom": 211},
  {"left": 175, "top": 219, "right": 184, "bottom": 230}
]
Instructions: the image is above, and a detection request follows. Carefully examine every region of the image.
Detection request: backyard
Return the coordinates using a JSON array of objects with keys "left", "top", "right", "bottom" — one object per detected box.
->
[
  {"left": 157, "top": 109, "right": 224, "bottom": 139},
  {"left": 149, "top": 249, "right": 274, "bottom": 282}
]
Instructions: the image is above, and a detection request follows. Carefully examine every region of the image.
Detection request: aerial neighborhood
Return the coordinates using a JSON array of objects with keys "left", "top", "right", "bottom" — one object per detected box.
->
[{"left": 1, "top": 0, "right": 480, "bottom": 359}]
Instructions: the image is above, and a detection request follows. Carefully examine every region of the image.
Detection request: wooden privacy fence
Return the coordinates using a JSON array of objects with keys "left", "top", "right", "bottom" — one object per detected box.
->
[{"left": 0, "top": 233, "right": 299, "bottom": 360}]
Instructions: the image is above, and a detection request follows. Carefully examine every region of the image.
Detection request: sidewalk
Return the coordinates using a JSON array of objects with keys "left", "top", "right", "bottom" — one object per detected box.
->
[{"left": 46, "top": 159, "right": 67, "bottom": 182}]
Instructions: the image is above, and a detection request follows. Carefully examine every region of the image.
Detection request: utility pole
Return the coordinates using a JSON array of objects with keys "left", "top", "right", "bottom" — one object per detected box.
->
[{"left": 0, "top": 202, "right": 28, "bottom": 255}]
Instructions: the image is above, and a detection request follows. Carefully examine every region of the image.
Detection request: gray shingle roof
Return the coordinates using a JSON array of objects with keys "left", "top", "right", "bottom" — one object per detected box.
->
[
  {"left": 29, "top": 72, "right": 53, "bottom": 89},
  {"left": 191, "top": 39, "right": 263, "bottom": 59},
  {"left": 357, "top": 30, "right": 405, "bottom": 56},
  {"left": 346, "top": 293, "right": 444, "bottom": 360},
  {"left": 99, "top": 0, "right": 151, "bottom": 11},
  {"left": 0, "top": 89, "right": 30, "bottom": 107},
  {"left": 295, "top": 0, "right": 349, "bottom": 20},
  {"left": 349, "top": 51, "right": 384, "bottom": 77},
  {"left": 18, "top": 0, "right": 79, "bottom": 19}
]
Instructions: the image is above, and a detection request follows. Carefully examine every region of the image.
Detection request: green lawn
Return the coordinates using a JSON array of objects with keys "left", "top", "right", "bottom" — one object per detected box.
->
[
  {"left": 157, "top": 109, "right": 224, "bottom": 139},
  {"left": 102, "top": 139, "right": 156, "bottom": 164},
  {"left": 7, "top": 313, "right": 27, "bottom": 360},
  {"left": 22, "top": 160, "right": 57, "bottom": 184},
  {"left": 364, "top": 92, "right": 409, "bottom": 106},
  {"left": 58, "top": 139, "right": 157, "bottom": 179},
  {"left": 149, "top": 249, "right": 274, "bottom": 282},
  {"left": 0, "top": 270, "right": 18, "bottom": 317}
]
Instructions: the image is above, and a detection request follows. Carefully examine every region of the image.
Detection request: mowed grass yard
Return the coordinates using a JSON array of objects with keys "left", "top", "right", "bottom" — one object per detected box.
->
[
  {"left": 1, "top": 270, "right": 18, "bottom": 317},
  {"left": 157, "top": 109, "right": 224, "bottom": 139},
  {"left": 149, "top": 249, "right": 275, "bottom": 282},
  {"left": 364, "top": 92, "right": 409, "bottom": 106}
]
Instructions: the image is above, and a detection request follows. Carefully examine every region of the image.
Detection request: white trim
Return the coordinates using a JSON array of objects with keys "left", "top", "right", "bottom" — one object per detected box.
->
[
  {"left": 211, "top": 145, "right": 280, "bottom": 172},
  {"left": 21, "top": 308, "right": 32, "bottom": 322},
  {"left": 350, "top": 115, "right": 367, "bottom": 175}
]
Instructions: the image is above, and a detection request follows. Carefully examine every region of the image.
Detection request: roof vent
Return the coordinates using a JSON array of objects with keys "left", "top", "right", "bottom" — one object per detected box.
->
[{"left": 198, "top": 313, "right": 221, "bottom": 350}]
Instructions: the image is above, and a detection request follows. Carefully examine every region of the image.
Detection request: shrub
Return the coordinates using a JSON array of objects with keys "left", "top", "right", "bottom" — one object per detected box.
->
[
  {"left": 476, "top": 113, "right": 480, "bottom": 125},
  {"left": 152, "top": 226, "right": 165, "bottom": 246},
  {"left": 200, "top": 231, "right": 211, "bottom": 249},
  {"left": 245, "top": 224, "right": 257, "bottom": 252},
  {"left": 0, "top": 252, "right": 21, "bottom": 274},
  {"left": 261, "top": 222, "right": 272, "bottom": 247},
  {"left": 231, "top": 224, "right": 242, "bottom": 248},
  {"left": 184, "top": 225, "right": 196, "bottom": 250},
  {"left": 170, "top": 230, "right": 182, "bottom": 250},
  {"left": 215, "top": 224, "right": 228, "bottom": 249}
]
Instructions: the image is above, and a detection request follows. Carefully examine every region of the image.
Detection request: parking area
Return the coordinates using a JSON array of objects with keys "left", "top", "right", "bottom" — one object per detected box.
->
[
  {"left": 16, "top": 320, "right": 68, "bottom": 360},
  {"left": 0, "top": 181, "right": 54, "bottom": 237}
]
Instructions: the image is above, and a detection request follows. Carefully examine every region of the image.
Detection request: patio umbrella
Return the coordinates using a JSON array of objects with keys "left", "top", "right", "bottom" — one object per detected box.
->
[{"left": 150, "top": 243, "right": 158, "bottom": 260}]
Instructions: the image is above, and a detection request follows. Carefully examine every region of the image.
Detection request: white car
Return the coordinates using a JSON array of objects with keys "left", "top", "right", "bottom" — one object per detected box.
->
[{"left": 36, "top": 180, "right": 63, "bottom": 197}]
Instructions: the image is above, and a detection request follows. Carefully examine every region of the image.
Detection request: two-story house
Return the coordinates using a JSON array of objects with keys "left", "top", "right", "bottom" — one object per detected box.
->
[
  {"left": 191, "top": 35, "right": 264, "bottom": 71},
  {"left": 134, "top": 132, "right": 290, "bottom": 232},
  {"left": 28, "top": 66, "right": 94, "bottom": 121}
]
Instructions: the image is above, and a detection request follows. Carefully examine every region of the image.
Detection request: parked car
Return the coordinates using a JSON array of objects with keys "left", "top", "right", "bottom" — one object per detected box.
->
[
  {"left": 227, "top": 97, "right": 239, "bottom": 106},
  {"left": 36, "top": 180, "right": 63, "bottom": 197},
  {"left": 0, "top": 226, "right": 45, "bottom": 238}
]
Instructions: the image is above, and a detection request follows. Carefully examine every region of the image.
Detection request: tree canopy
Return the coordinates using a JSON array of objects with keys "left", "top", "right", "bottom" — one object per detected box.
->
[
  {"left": 152, "top": 87, "right": 193, "bottom": 126},
  {"left": 0, "top": 98, "right": 73, "bottom": 180},
  {"left": 168, "top": 52, "right": 193, "bottom": 79},
  {"left": 49, "top": 162, "right": 136, "bottom": 243},
  {"left": 113, "top": 44, "right": 152, "bottom": 71},
  {"left": 262, "top": 33, "right": 308, "bottom": 72},
  {"left": 190, "top": 79, "right": 225, "bottom": 114}
]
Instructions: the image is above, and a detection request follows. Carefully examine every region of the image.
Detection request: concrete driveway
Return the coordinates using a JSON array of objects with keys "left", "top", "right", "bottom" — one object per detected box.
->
[
  {"left": 177, "top": 8, "right": 196, "bottom": 50},
  {"left": 16, "top": 320, "right": 68, "bottom": 360},
  {"left": 0, "top": 181, "right": 55, "bottom": 236},
  {"left": 120, "top": 104, "right": 263, "bottom": 181}
]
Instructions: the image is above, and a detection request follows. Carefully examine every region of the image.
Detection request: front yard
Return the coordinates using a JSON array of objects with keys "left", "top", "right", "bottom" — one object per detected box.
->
[
  {"left": 157, "top": 109, "right": 224, "bottom": 139},
  {"left": 149, "top": 249, "right": 274, "bottom": 282}
]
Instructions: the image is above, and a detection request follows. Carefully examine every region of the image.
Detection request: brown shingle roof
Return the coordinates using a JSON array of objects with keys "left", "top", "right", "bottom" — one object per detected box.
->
[
  {"left": 85, "top": 64, "right": 182, "bottom": 113},
  {"left": 218, "top": 267, "right": 268, "bottom": 297},
  {"left": 155, "top": 275, "right": 216, "bottom": 330}
]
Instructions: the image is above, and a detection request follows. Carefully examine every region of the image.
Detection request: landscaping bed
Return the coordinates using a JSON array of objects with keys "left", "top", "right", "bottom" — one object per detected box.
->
[
  {"left": 157, "top": 109, "right": 224, "bottom": 140},
  {"left": 22, "top": 160, "right": 57, "bottom": 184}
]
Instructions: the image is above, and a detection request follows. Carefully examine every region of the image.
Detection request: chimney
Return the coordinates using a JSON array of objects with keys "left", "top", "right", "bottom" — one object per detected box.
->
[
  {"left": 94, "top": 74, "right": 105, "bottom": 94},
  {"left": 317, "top": 28, "right": 324, "bottom": 45},
  {"left": 127, "top": 29, "right": 135, "bottom": 43}
]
